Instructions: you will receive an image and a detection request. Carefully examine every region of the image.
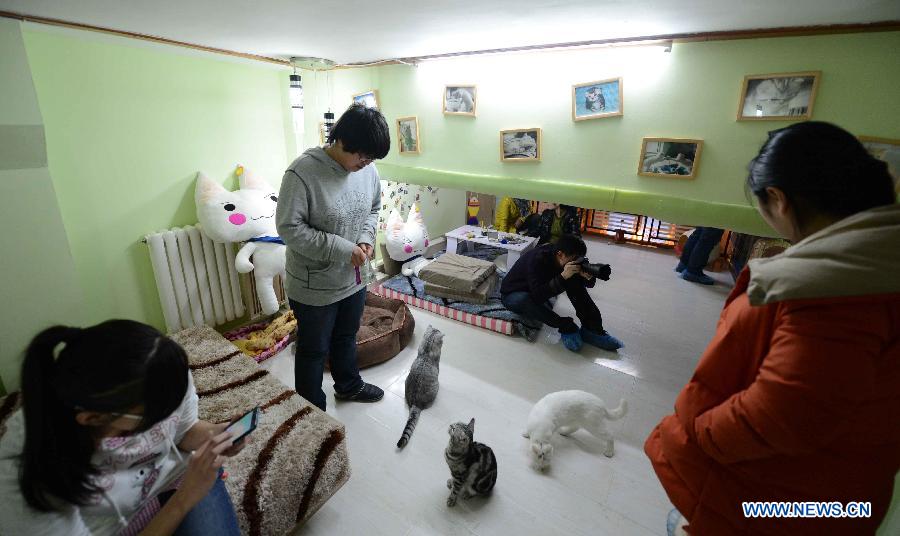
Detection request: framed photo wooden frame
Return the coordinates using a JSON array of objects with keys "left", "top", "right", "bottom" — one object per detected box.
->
[
  {"left": 638, "top": 137, "right": 703, "bottom": 179},
  {"left": 443, "top": 85, "right": 477, "bottom": 116},
  {"left": 572, "top": 77, "right": 623, "bottom": 121},
  {"left": 737, "top": 71, "right": 820, "bottom": 121},
  {"left": 397, "top": 116, "right": 421, "bottom": 155},
  {"left": 352, "top": 89, "right": 379, "bottom": 109},
  {"left": 500, "top": 128, "right": 542, "bottom": 162}
]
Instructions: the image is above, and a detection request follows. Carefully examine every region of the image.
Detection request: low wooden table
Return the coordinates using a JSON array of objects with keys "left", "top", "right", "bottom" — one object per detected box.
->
[{"left": 444, "top": 225, "right": 537, "bottom": 269}]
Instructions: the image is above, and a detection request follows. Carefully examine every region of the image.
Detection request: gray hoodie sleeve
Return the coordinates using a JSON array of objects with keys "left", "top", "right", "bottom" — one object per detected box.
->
[
  {"left": 357, "top": 168, "right": 381, "bottom": 247},
  {"left": 276, "top": 170, "right": 357, "bottom": 263}
]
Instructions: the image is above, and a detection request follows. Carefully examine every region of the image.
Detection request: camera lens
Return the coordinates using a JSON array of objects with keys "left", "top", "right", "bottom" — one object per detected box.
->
[{"left": 578, "top": 258, "right": 612, "bottom": 280}]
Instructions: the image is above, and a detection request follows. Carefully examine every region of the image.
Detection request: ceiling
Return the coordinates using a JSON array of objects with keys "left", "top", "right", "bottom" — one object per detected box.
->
[{"left": 1, "top": 0, "right": 898, "bottom": 64}]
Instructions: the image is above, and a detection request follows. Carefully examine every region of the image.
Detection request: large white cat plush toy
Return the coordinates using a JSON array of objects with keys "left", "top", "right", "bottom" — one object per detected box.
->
[
  {"left": 385, "top": 203, "right": 432, "bottom": 277},
  {"left": 195, "top": 166, "right": 286, "bottom": 315}
]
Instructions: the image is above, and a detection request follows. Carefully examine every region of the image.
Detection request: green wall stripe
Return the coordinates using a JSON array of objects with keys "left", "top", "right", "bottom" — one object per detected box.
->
[
  {"left": 0, "top": 125, "right": 47, "bottom": 170},
  {"left": 377, "top": 162, "right": 776, "bottom": 236}
]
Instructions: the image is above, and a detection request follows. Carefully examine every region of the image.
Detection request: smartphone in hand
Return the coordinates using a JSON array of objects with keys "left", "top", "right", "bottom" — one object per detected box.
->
[{"left": 224, "top": 406, "right": 260, "bottom": 445}]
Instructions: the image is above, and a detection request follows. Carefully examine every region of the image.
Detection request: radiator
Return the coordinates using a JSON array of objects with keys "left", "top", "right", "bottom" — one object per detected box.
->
[{"left": 144, "top": 225, "right": 246, "bottom": 333}]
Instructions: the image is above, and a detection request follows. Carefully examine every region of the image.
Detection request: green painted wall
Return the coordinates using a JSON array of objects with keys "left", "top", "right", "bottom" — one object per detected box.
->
[
  {"left": 21, "top": 25, "right": 296, "bottom": 331},
  {"left": 0, "top": 19, "right": 84, "bottom": 392},
  {"left": 306, "top": 31, "right": 900, "bottom": 235}
]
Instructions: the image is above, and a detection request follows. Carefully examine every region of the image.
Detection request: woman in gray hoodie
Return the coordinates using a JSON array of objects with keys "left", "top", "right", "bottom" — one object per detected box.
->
[{"left": 276, "top": 104, "right": 391, "bottom": 411}]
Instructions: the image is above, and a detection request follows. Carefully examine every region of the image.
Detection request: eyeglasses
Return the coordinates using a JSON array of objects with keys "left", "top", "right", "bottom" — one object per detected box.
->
[{"left": 110, "top": 412, "right": 143, "bottom": 421}]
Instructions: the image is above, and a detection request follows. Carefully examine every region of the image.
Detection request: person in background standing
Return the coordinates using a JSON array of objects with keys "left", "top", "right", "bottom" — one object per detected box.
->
[
  {"left": 675, "top": 227, "right": 725, "bottom": 285},
  {"left": 276, "top": 104, "right": 390, "bottom": 411}
]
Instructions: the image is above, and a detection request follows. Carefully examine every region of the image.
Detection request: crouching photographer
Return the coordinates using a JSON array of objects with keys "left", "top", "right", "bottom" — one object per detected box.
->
[{"left": 500, "top": 234, "right": 623, "bottom": 352}]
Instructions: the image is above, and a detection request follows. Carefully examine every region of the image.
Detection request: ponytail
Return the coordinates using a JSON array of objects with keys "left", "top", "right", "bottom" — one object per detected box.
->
[
  {"left": 18, "top": 320, "right": 189, "bottom": 511},
  {"left": 21, "top": 326, "right": 99, "bottom": 511}
]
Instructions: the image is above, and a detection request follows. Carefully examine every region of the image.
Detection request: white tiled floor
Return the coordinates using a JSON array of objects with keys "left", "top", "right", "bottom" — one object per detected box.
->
[{"left": 261, "top": 236, "right": 734, "bottom": 536}]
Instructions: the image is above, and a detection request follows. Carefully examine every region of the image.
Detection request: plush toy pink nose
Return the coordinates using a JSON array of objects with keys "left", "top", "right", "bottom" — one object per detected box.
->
[
  {"left": 424, "top": 238, "right": 429, "bottom": 247},
  {"left": 228, "top": 213, "right": 246, "bottom": 225},
  {"left": 404, "top": 244, "right": 413, "bottom": 253}
]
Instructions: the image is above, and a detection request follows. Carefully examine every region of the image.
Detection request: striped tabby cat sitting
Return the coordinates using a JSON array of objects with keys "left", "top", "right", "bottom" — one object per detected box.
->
[
  {"left": 397, "top": 325, "right": 443, "bottom": 449},
  {"left": 445, "top": 418, "right": 498, "bottom": 507}
]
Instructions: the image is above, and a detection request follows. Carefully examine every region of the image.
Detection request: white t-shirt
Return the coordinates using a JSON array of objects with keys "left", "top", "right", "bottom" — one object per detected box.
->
[{"left": 0, "top": 375, "right": 199, "bottom": 535}]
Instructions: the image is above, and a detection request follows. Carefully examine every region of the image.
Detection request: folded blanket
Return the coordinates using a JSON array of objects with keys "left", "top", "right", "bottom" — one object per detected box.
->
[
  {"left": 418, "top": 253, "right": 496, "bottom": 292},
  {"left": 425, "top": 273, "right": 497, "bottom": 305}
]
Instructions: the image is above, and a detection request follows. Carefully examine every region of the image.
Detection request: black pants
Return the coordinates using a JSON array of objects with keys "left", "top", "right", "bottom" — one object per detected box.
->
[
  {"left": 290, "top": 288, "right": 366, "bottom": 411},
  {"left": 501, "top": 277, "right": 603, "bottom": 334},
  {"left": 680, "top": 227, "right": 724, "bottom": 274}
]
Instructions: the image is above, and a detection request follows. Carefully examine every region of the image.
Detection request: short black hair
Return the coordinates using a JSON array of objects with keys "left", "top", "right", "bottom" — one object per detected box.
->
[
  {"left": 328, "top": 103, "right": 391, "bottom": 159},
  {"left": 554, "top": 234, "right": 587, "bottom": 257},
  {"left": 747, "top": 121, "right": 894, "bottom": 222}
]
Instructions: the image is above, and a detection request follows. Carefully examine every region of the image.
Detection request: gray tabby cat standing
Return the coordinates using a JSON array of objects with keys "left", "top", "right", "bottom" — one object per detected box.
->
[
  {"left": 397, "top": 325, "right": 444, "bottom": 449},
  {"left": 445, "top": 418, "right": 497, "bottom": 507}
]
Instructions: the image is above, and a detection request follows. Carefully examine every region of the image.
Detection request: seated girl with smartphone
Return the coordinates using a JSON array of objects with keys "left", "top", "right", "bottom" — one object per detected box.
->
[{"left": 0, "top": 320, "right": 247, "bottom": 535}]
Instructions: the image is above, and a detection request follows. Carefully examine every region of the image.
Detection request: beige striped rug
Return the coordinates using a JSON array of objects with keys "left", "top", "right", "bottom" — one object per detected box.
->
[{"left": 171, "top": 325, "right": 350, "bottom": 534}]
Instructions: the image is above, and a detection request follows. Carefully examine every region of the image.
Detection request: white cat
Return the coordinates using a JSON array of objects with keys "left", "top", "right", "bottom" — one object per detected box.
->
[
  {"left": 522, "top": 390, "right": 627, "bottom": 471},
  {"left": 195, "top": 167, "right": 286, "bottom": 315},
  {"left": 385, "top": 203, "right": 432, "bottom": 277}
]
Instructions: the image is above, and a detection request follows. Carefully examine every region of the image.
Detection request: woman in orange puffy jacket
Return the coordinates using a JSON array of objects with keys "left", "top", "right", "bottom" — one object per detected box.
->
[{"left": 645, "top": 122, "right": 900, "bottom": 536}]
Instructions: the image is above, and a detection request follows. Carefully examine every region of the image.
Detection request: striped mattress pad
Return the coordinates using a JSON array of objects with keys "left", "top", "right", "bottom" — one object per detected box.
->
[{"left": 374, "top": 267, "right": 530, "bottom": 336}]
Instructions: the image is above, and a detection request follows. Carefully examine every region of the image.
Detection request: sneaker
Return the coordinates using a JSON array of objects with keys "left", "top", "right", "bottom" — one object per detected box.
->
[
  {"left": 334, "top": 382, "right": 384, "bottom": 403},
  {"left": 674, "top": 262, "right": 686, "bottom": 273},
  {"left": 560, "top": 331, "right": 583, "bottom": 352},
  {"left": 516, "top": 322, "right": 541, "bottom": 342},
  {"left": 667, "top": 508, "right": 688, "bottom": 536},
  {"left": 580, "top": 328, "right": 624, "bottom": 351},
  {"left": 682, "top": 271, "right": 715, "bottom": 285}
]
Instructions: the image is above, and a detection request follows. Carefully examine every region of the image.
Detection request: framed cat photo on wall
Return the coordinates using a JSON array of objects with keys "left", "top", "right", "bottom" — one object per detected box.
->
[
  {"left": 737, "top": 71, "right": 820, "bottom": 121},
  {"left": 500, "top": 128, "right": 542, "bottom": 162},
  {"left": 443, "top": 85, "right": 477, "bottom": 116},
  {"left": 397, "top": 116, "right": 421, "bottom": 155},
  {"left": 352, "top": 89, "right": 379, "bottom": 109},
  {"left": 638, "top": 137, "right": 703, "bottom": 179},
  {"left": 572, "top": 77, "right": 623, "bottom": 121}
]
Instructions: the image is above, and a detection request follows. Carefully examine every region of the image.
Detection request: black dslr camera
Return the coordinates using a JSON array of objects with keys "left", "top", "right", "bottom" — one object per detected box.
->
[{"left": 575, "top": 257, "right": 612, "bottom": 281}]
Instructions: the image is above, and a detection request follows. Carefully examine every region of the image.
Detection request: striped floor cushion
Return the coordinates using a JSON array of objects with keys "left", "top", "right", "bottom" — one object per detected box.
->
[
  {"left": 170, "top": 326, "right": 349, "bottom": 534},
  {"left": 376, "top": 284, "right": 515, "bottom": 335}
]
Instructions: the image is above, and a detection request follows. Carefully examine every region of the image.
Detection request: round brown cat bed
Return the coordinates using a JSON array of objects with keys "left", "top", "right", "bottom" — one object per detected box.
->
[{"left": 326, "top": 292, "right": 415, "bottom": 370}]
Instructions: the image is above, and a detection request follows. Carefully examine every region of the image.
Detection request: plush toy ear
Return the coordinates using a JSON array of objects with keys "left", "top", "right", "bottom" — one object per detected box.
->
[
  {"left": 386, "top": 209, "right": 404, "bottom": 235},
  {"left": 238, "top": 166, "right": 273, "bottom": 191},
  {"left": 195, "top": 172, "right": 228, "bottom": 205},
  {"left": 408, "top": 203, "right": 424, "bottom": 225}
]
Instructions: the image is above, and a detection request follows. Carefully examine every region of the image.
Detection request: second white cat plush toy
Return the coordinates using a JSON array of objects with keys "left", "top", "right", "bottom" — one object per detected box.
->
[
  {"left": 195, "top": 166, "right": 286, "bottom": 315},
  {"left": 385, "top": 203, "right": 432, "bottom": 277}
]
